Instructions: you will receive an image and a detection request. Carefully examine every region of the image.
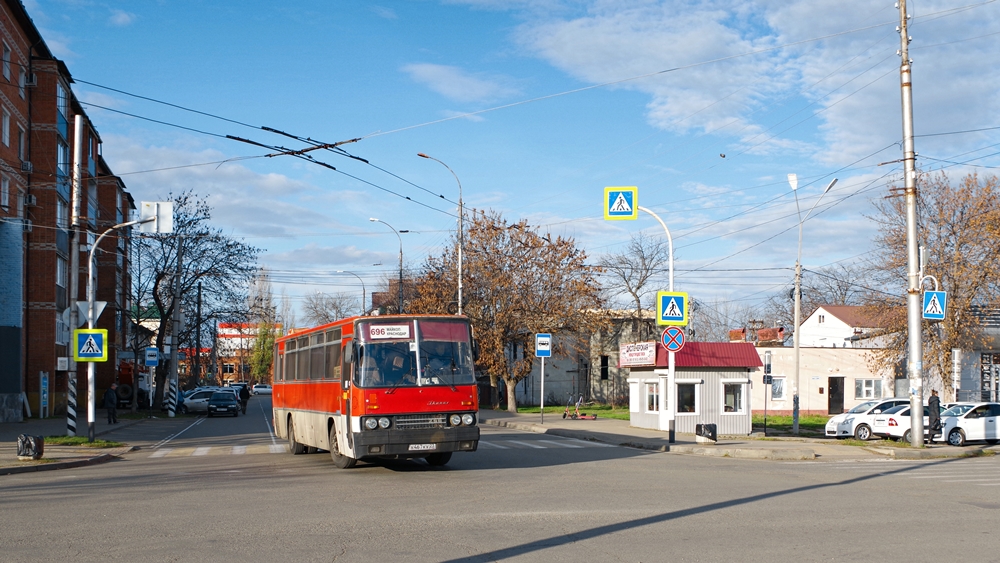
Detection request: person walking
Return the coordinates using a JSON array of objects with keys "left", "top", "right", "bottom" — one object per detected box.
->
[
  {"left": 927, "top": 389, "right": 941, "bottom": 443},
  {"left": 239, "top": 384, "right": 250, "bottom": 415},
  {"left": 103, "top": 383, "right": 119, "bottom": 424}
]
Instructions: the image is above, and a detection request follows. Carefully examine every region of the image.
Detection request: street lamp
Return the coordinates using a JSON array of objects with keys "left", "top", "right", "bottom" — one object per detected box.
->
[
  {"left": 369, "top": 218, "right": 403, "bottom": 313},
  {"left": 336, "top": 270, "right": 366, "bottom": 315},
  {"left": 791, "top": 175, "right": 837, "bottom": 435},
  {"left": 418, "top": 152, "right": 464, "bottom": 315}
]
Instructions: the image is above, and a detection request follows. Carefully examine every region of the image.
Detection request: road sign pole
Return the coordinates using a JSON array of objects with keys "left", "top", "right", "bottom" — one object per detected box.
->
[
  {"left": 639, "top": 206, "right": 676, "bottom": 443},
  {"left": 540, "top": 357, "right": 545, "bottom": 425}
]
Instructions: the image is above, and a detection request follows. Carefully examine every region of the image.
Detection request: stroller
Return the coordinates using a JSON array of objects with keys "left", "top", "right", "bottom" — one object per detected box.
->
[{"left": 562, "top": 393, "right": 598, "bottom": 420}]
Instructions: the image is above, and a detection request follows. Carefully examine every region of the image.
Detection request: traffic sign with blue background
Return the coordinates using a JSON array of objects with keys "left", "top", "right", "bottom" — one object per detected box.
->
[
  {"left": 661, "top": 326, "right": 686, "bottom": 353},
  {"left": 604, "top": 186, "right": 638, "bottom": 220},
  {"left": 535, "top": 333, "right": 552, "bottom": 357},
  {"left": 922, "top": 290, "right": 947, "bottom": 321},
  {"left": 73, "top": 329, "right": 108, "bottom": 362},
  {"left": 656, "top": 291, "right": 689, "bottom": 326}
]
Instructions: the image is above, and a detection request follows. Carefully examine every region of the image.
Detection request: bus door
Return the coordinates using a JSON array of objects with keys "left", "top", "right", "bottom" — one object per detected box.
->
[{"left": 342, "top": 339, "right": 355, "bottom": 449}]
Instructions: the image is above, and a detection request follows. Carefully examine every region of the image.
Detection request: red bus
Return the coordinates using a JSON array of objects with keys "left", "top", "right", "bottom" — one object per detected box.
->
[{"left": 272, "top": 314, "right": 480, "bottom": 468}]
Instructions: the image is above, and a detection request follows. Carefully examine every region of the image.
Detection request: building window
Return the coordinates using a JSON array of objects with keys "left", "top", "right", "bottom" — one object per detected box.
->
[
  {"left": 57, "top": 140, "right": 70, "bottom": 175},
  {"left": 723, "top": 383, "right": 744, "bottom": 413},
  {"left": 55, "top": 312, "right": 68, "bottom": 345},
  {"left": 223, "top": 363, "right": 235, "bottom": 375},
  {"left": 855, "top": 378, "right": 882, "bottom": 399},
  {"left": 600, "top": 355, "right": 609, "bottom": 380},
  {"left": 818, "top": 314, "right": 825, "bottom": 323},
  {"left": 18, "top": 70, "right": 24, "bottom": 98},
  {"left": 677, "top": 383, "right": 698, "bottom": 414},
  {"left": 56, "top": 83, "right": 68, "bottom": 118},
  {"left": 17, "top": 125, "right": 25, "bottom": 161},
  {"left": 2, "top": 107, "right": 9, "bottom": 146},
  {"left": 56, "top": 256, "right": 67, "bottom": 288},
  {"left": 646, "top": 383, "right": 659, "bottom": 412},
  {"left": 2, "top": 41, "right": 10, "bottom": 81},
  {"left": 0, "top": 176, "right": 7, "bottom": 209},
  {"left": 56, "top": 197, "right": 68, "bottom": 229},
  {"left": 771, "top": 377, "right": 785, "bottom": 400}
]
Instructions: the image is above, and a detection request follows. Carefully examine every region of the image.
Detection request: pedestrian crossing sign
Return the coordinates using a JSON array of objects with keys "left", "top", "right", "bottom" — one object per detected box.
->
[
  {"left": 656, "top": 291, "right": 689, "bottom": 326},
  {"left": 73, "top": 329, "right": 108, "bottom": 362},
  {"left": 922, "top": 290, "right": 947, "bottom": 321},
  {"left": 604, "top": 186, "right": 638, "bottom": 220}
]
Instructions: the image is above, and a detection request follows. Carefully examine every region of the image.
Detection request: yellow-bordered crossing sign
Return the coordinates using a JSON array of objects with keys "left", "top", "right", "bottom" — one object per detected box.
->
[
  {"left": 73, "top": 329, "right": 108, "bottom": 362},
  {"left": 604, "top": 187, "right": 638, "bottom": 220}
]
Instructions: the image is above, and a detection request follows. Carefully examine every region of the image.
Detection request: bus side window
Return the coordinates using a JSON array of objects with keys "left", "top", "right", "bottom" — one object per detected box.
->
[
  {"left": 342, "top": 340, "right": 354, "bottom": 388},
  {"left": 327, "top": 340, "right": 342, "bottom": 380}
]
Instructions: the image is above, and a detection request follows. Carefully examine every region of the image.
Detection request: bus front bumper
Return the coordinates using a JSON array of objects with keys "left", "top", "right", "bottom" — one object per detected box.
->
[{"left": 353, "top": 426, "right": 480, "bottom": 457}]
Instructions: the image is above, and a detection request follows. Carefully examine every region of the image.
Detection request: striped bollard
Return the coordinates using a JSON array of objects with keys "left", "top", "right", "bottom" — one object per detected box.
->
[
  {"left": 67, "top": 373, "right": 77, "bottom": 436},
  {"left": 166, "top": 379, "right": 177, "bottom": 417}
]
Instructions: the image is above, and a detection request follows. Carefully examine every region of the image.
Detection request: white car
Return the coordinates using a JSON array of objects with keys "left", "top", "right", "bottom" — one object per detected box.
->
[
  {"left": 826, "top": 398, "right": 910, "bottom": 440},
  {"left": 179, "top": 390, "right": 216, "bottom": 413},
  {"left": 252, "top": 384, "right": 272, "bottom": 395},
  {"left": 938, "top": 402, "right": 1000, "bottom": 446},
  {"left": 872, "top": 405, "right": 938, "bottom": 442}
]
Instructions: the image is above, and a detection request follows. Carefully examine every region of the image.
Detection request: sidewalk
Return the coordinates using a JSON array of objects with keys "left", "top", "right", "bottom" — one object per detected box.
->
[
  {"left": 478, "top": 410, "right": 999, "bottom": 462},
  {"left": 0, "top": 415, "right": 143, "bottom": 475}
]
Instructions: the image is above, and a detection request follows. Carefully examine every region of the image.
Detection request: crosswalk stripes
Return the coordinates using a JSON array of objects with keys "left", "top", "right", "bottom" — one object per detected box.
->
[
  {"left": 787, "top": 459, "right": 1000, "bottom": 486},
  {"left": 478, "top": 437, "right": 618, "bottom": 450}
]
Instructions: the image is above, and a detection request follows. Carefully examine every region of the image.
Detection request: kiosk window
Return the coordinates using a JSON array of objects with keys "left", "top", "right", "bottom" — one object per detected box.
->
[{"left": 677, "top": 383, "right": 698, "bottom": 414}]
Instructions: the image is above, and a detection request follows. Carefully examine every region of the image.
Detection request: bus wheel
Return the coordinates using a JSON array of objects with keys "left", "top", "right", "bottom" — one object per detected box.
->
[
  {"left": 426, "top": 452, "right": 452, "bottom": 467},
  {"left": 288, "top": 420, "right": 306, "bottom": 455},
  {"left": 329, "top": 426, "right": 356, "bottom": 469}
]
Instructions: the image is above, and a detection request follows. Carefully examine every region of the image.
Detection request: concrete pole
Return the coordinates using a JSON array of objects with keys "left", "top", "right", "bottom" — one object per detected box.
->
[
  {"left": 167, "top": 241, "right": 183, "bottom": 417},
  {"left": 898, "top": 0, "right": 924, "bottom": 447},
  {"left": 66, "top": 115, "right": 84, "bottom": 436}
]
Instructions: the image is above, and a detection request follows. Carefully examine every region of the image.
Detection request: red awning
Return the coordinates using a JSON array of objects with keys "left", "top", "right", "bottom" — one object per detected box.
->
[{"left": 655, "top": 342, "right": 762, "bottom": 368}]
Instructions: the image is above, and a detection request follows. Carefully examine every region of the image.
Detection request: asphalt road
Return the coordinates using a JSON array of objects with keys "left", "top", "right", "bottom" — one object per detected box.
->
[{"left": 2, "top": 397, "right": 998, "bottom": 563}]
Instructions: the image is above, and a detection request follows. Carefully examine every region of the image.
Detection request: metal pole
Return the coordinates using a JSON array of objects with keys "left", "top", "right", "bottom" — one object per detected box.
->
[
  {"left": 540, "top": 357, "right": 545, "bottom": 425},
  {"left": 66, "top": 115, "right": 84, "bottom": 437},
  {"left": 898, "top": 0, "right": 924, "bottom": 447},
  {"left": 790, "top": 176, "right": 837, "bottom": 435},
  {"left": 168, "top": 241, "right": 183, "bottom": 417},
  {"left": 337, "top": 270, "right": 366, "bottom": 315},
  {"left": 194, "top": 281, "right": 202, "bottom": 387},
  {"left": 638, "top": 205, "right": 675, "bottom": 443},
  {"left": 369, "top": 219, "right": 403, "bottom": 314},
  {"left": 418, "top": 153, "right": 463, "bottom": 315}
]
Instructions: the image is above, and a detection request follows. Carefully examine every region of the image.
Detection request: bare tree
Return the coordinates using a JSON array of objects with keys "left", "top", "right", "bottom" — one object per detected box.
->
[
  {"left": 411, "top": 210, "right": 607, "bottom": 411},
  {"left": 302, "top": 292, "right": 359, "bottom": 326},
  {"left": 135, "top": 191, "right": 260, "bottom": 408},
  {"left": 599, "top": 232, "right": 669, "bottom": 341},
  {"left": 692, "top": 297, "right": 759, "bottom": 342}
]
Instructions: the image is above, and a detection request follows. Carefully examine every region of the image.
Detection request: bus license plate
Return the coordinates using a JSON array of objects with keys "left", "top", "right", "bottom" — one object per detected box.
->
[{"left": 408, "top": 443, "right": 437, "bottom": 451}]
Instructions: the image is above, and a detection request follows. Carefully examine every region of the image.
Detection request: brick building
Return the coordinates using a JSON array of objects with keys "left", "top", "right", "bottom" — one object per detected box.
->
[{"left": 0, "top": 0, "right": 134, "bottom": 422}]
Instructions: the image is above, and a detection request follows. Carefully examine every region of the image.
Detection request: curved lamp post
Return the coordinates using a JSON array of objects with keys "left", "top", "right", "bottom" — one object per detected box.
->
[
  {"left": 790, "top": 175, "right": 837, "bottom": 434},
  {"left": 418, "top": 153, "right": 463, "bottom": 315},
  {"left": 336, "top": 270, "right": 366, "bottom": 316},
  {"left": 369, "top": 218, "right": 403, "bottom": 313}
]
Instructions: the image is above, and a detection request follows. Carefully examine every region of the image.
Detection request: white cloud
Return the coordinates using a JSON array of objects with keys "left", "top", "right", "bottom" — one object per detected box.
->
[
  {"left": 109, "top": 9, "right": 136, "bottom": 26},
  {"left": 402, "top": 63, "right": 521, "bottom": 103},
  {"left": 370, "top": 5, "right": 398, "bottom": 20}
]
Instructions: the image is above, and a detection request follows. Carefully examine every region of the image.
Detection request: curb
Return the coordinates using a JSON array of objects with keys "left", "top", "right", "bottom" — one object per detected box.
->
[
  {"left": 0, "top": 445, "right": 136, "bottom": 476},
  {"left": 863, "top": 445, "right": 990, "bottom": 459},
  {"left": 482, "top": 418, "right": 816, "bottom": 460}
]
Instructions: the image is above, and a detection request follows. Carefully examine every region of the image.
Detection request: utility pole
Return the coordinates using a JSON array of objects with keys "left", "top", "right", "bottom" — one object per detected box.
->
[
  {"left": 167, "top": 241, "right": 183, "bottom": 417},
  {"left": 898, "top": 0, "right": 924, "bottom": 447},
  {"left": 66, "top": 115, "right": 84, "bottom": 437},
  {"left": 194, "top": 281, "right": 202, "bottom": 388}
]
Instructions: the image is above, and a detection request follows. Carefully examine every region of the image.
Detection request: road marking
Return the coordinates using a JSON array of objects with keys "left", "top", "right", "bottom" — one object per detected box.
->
[
  {"left": 941, "top": 478, "right": 1000, "bottom": 483},
  {"left": 269, "top": 444, "right": 287, "bottom": 454},
  {"left": 504, "top": 440, "right": 546, "bottom": 449},
  {"left": 232, "top": 445, "right": 246, "bottom": 455},
  {"left": 151, "top": 417, "right": 205, "bottom": 449},
  {"left": 537, "top": 439, "right": 584, "bottom": 448},
  {"left": 478, "top": 441, "right": 509, "bottom": 449},
  {"left": 565, "top": 438, "right": 614, "bottom": 447},
  {"left": 149, "top": 448, "right": 173, "bottom": 458},
  {"left": 192, "top": 447, "right": 211, "bottom": 456}
]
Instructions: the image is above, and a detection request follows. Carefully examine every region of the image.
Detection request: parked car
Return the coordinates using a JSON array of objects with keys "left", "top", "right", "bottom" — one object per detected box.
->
[
  {"left": 229, "top": 383, "right": 249, "bottom": 396},
  {"left": 937, "top": 402, "right": 1000, "bottom": 446},
  {"left": 825, "top": 398, "right": 911, "bottom": 440},
  {"left": 207, "top": 392, "right": 240, "bottom": 417},
  {"left": 178, "top": 390, "right": 215, "bottom": 413},
  {"left": 252, "top": 384, "right": 272, "bottom": 395},
  {"left": 872, "top": 405, "right": 939, "bottom": 442}
]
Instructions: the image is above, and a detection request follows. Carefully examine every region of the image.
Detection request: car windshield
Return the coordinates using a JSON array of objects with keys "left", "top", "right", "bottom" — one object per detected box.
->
[
  {"left": 942, "top": 404, "right": 974, "bottom": 417},
  {"left": 210, "top": 393, "right": 234, "bottom": 402},
  {"left": 356, "top": 319, "right": 475, "bottom": 388},
  {"left": 848, "top": 400, "right": 879, "bottom": 414}
]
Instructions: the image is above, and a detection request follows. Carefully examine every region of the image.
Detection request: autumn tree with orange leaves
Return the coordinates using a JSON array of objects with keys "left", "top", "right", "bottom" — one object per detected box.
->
[
  {"left": 865, "top": 172, "right": 1000, "bottom": 401},
  {"left": 410, "top": 210, "right": 607, "bottom": 411}
]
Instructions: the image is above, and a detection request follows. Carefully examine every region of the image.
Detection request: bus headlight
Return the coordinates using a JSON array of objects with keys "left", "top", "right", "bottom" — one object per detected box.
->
[
  {"left": 378, "top": 417, "right": 391, "bottom": 429},
  {"left": 450, "top": 414, "right": 462, "bottom": 426},
  {"left": 462, "top": 414, "right": 475, "bottom": 426},
  {"left": 364, "top": 418, "right": 378, "bottom": 430}
]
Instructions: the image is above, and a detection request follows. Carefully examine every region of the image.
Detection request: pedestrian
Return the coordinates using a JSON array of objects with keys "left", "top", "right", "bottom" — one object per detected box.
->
[
  {"left": 239, "top": 384, "right": 250, "bottom": 414},
  {"left": 104, "top": 383, "right": 119, "bottom": 424},
  {"left": 927, "top": 389, "right": 941, "bottom": 442}
]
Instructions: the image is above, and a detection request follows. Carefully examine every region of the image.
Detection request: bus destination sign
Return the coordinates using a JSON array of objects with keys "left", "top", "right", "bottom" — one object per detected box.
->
[{"left": 368, "top": 325, "right": 411, "bottom": 339}]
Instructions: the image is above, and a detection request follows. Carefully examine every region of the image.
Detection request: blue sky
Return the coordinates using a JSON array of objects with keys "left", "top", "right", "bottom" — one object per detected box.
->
[{"left": 27, "top": 0, "right": 1000, "bottom": 322}]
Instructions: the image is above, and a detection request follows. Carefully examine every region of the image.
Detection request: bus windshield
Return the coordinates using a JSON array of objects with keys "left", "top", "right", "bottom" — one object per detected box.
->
[{"left": 356, "top": 320, "right": 475, "bottom": 388}]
